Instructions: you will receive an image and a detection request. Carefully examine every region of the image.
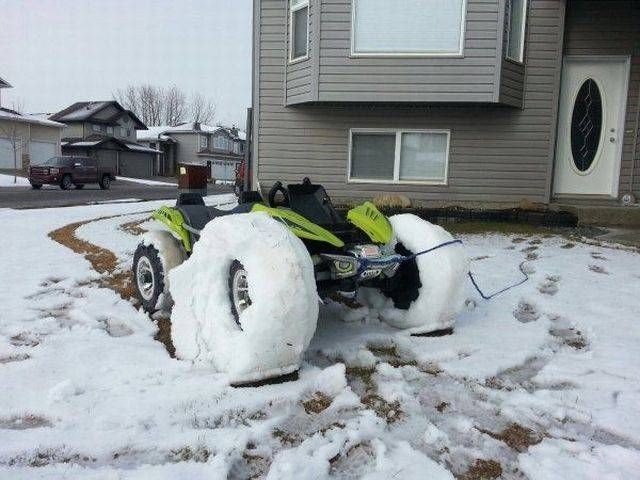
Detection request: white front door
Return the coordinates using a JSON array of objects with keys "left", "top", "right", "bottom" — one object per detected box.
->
[{"left": 553, "top": 57, "right": 629, "bottom": 197}]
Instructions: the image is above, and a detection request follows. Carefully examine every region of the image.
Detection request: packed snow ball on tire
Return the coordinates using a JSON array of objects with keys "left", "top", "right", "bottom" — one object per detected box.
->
[
  {"left": 377, "top": 214, "right": 469, "bottom": 334},
  {"left": 169, "top": 212, "right": 319, "bottom": 384}
]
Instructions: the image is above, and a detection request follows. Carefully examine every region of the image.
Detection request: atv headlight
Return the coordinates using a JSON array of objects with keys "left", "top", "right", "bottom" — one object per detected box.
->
[{"left": 320, "top": 254, "right": 360, "bottom": 279}]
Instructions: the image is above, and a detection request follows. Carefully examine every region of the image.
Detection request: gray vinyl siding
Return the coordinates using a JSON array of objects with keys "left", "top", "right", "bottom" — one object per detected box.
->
[
  {"left": 499, "top": 58, "right": 526, "bottom": 106},
  {"left": 255, "top": 0, "right": 566, "bottom": 205},
  {"left": 285, "top": 0, "right": 317, "bottom": 104},
  {"left": 562, "top": 0, "right": 640, "bottom": 199},
  {"left": 315, "top": 0, "right": 501, "bottom": 103}
]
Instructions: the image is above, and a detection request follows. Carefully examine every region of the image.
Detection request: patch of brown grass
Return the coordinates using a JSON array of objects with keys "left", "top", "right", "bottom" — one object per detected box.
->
[
  {"left": 361, "top": 394, "right": 403, "bottom": 424},
  {"left": 457, "top": 459, "right": 503, "bottom": 480},
  {"left": 49, "top": 217, "right": 120, "bottom": 274},
  {"left": 155, "top": 318, "right": 176, "bottom": 358},
  {"left": 477, "top": 423, "right": 542, "bottom": 452},
  {"left": 119, "top": 216, "right": 151, "bottom": 236},
  {"left": 302, "top": 392, "right": 333, "bottom": 415}
]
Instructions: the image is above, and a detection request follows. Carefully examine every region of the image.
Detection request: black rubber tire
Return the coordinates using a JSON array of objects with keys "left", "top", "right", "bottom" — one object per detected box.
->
[
  {"left": 133, "top": 243, "right": 165, "bottom": 314},
  {"left": 60, "top": 175, "right": 72, "bottom": 190},
  {"left": 30, "top": 183, "right": 42, "bottom": 190},
  {"left": 382, "top": 242, "right": 421, "bottom": 310},
  {"left": 99, "top": 175, "right": 111, "bottom": 190},
  {"left": 228, "top": 260, "right": 251, "bottom": 328},
  {"left": 75, "top": 184, "right": 84, "bottom": 190}
]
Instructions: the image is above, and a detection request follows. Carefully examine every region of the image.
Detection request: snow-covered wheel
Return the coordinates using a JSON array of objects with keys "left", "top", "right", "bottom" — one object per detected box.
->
[
  {"left": 379, "top": 214, "right": 468, "bottom": 335},
  {"left": 133, "top": 230, "right": 186, "bottom": 314},
  {"left": 169, "top": 212, "right": 319, "bottom": 384}
]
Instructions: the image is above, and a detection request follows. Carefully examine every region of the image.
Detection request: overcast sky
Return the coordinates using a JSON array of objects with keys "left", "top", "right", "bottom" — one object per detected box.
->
[{"left": 0, "top": 0, "right": 252, "bottom": 127}]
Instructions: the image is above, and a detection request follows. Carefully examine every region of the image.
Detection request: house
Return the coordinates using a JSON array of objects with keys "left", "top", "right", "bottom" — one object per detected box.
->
[
  {"left": 137, "top": 122, "right": 246, "bottom": 181},
  {"left": 251, "top": 0, "right": 640, "bottom": 207},
  {"left": 1, "top": 76, "right": 65, "bottom": 169},
  {"left": 49, "top": 101, "right": 160, "bottom": 178},
  {"left": 0, "top": 76, "right": 12, "bottom": 108}
]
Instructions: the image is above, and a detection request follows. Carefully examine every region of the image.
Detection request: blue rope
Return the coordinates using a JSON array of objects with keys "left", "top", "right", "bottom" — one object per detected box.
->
[{"left": 404, "top": 239, "right": 530, "bottom": 301}]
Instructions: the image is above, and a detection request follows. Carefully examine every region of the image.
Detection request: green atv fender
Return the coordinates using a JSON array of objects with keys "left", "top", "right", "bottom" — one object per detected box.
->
[
  {"left": 346, "top": 202, "right": 393, "bottom": 245},
  {"left": 150, "top": 201, "right": 392, "bottom": 253},
  {"left": 153, "top": 206, "right": 193, "bottom": 252}
]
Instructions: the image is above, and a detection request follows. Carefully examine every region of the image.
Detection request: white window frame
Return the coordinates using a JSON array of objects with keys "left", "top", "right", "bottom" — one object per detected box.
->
[
  {"left": 347, "top": 128, "right": 451, "bottom": 185},
  {"left": 505, "top": 0, "right": 528, "bottom": 63},
  {"left": 350, "top": 0, "right": 467, "bottom": 58},
  {"left": 200, "top": 134, "right": 209, "bottom": 150},
  {"left": 289, "top": 0, "right": 310, "bottom": 63}
]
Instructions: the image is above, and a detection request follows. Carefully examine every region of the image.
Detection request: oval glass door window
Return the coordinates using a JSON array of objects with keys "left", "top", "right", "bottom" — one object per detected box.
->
[{"left": 570, "top": 79, "right": 603, "bottom": 172}]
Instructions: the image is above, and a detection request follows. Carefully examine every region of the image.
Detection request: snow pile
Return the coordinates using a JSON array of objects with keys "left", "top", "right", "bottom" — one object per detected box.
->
[
  {"left": 378, "top": 214, "right": 468, "bottom": 334},
  {"left": 169, "top": 212, "right": 319, "bottom": 383},
  {"left": 0, "top": 174, "right": 30, "bottom": 187}
]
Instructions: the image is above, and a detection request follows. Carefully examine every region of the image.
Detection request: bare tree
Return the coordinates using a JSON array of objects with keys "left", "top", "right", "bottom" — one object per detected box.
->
[
  {"left": 163, "top": 85, "right": 187, "bottom": 126},
  {"left": 0, "top": 101, "right": 27, "bottom": 184},
  {"left": 114, "top": 84, "right": 214, "bottom": 127},
  {"left": 189, "top": 93, "right": 216, "bottom": 124}
]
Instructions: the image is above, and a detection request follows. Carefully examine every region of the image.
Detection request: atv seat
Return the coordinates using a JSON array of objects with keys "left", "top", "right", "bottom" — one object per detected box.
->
[
  {"left": 175, "top": 193, "right": 254, "bottom": 242},
  {"left": 287, "top": 182, "right": 341, "bottom": 225}
]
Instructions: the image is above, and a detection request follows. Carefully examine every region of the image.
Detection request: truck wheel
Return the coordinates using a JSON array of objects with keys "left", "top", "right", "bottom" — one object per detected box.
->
[
  {"left": 30, "top": 183, "right": 42, "bottom": 190},
  {"left": 60, "top": 175, "right": 72, "bottom": 190},
  {"left": 133, "top": 231, "right": 186, "bottom": 313},
  {"left": 378, "top": 214, "right": 468, "bottom": 335},
  {"left": 75, "top": 184, "right": 84, "bottom": 190},
  {"left": 99, "top": 175, "right": 111, "bottom": 190},
  {"left": 169, "top": 212, "right": 318, "bottom": 384}
]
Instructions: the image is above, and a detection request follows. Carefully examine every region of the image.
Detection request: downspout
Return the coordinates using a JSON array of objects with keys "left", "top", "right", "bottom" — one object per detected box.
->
[{"left": 629, "top": 75, "right": 640, "bottom": 198}]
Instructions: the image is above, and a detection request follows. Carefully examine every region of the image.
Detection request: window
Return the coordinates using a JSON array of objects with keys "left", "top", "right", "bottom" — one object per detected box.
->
[
  {"left": 233, "top": 142, "right": 240, "bottom": 154},
  {"left": 106, "top": 126, "right": 114, "bottom": 135},
  {"left": 352, "top": 0, "right": 467, "bottom": 56},
  {"left": 200, "top": 135, "right": 209, "bottom": 150},
  {"left": 120, "top": 127, "right": 127, "bottom": 137},
  {"left": 289, "top": 0, "right": 309, "bottom": 62},
  {"left": 92, "top": 124, "right": 103, "bottom": 132},
  {"left": 349, "top": 129, "right": 450, "bottom": 184},
  {"left": 506, "top": 0, "right": 528, "bottom": 62}
]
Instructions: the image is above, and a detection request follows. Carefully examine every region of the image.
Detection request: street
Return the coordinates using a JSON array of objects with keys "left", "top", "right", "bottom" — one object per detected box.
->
[{"left": 0, "top": 179, "right": 233, "bottom": 209}]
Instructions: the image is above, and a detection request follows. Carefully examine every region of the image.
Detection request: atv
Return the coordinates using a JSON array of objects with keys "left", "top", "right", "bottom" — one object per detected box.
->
[{"left": 132, "top": 178, "right": 468, "bottom": 383}]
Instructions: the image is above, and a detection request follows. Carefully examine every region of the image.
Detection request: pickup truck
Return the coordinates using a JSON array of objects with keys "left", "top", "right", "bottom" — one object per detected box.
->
[{"left": 28, "top": 156, "right": 115, "bottom": 190}]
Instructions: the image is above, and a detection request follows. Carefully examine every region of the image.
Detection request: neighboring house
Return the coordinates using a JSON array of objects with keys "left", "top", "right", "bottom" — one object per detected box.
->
[
  {"left": 252, "top": 0, "right": 640, "bottom": 207},
  {"left": 49, "top": 101, "right": 160, "bottom": 178},
  {"left": 0, "top": 76, "right": 12, "bottom": 108},
  {"left": 0, "top": 107, "right": 65, "bottom": 169},
  {"left": 137, "top": 122, "right": 246, "bottom": 181}
]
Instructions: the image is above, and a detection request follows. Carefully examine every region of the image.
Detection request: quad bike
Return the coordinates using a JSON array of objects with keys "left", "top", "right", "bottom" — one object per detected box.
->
[{"left": 132, "top": 178, "right": 468, "bottom": 384}]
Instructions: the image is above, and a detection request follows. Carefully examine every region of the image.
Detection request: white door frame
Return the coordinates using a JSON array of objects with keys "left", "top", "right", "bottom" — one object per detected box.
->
[{"left": 552, "top": 55, "right": 631, "bottom": 199}]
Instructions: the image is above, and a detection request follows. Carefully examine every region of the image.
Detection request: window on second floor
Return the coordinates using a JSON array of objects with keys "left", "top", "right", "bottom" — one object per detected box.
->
[
  {"left": 352, "top": 0, "right": 467, "bottom": 56},
  {"left": 233, "top": 142, "right": 240, "bottom": 154},
  {"left": 200, "top": 135, "right": 209, "bottom": 150},
  {"left": 120, "top": 127, "right": 127, "bottom": 137},
  {"left": 106, "top": 126, "right": 114, "bottom": 135},
  {"left": 289, "top": 0, "right": 309, "bottom": 62},
  {"left": 214, "top": 136, "right": 228, "bottom": 150},
  {"left": 506, "top": 0, "right": 528, "bottom": 63},
  {"left": 92, "top": 124, "right": 103, "bottom": 132}
]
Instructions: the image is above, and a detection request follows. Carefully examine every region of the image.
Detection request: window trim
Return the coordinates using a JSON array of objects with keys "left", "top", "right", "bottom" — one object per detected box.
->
[
  {"left": 347, "top": 128, "right": 451, "bottom": 185},
  {"left": 505, "top": 0, "right": 528, "bottom": 64},
  {"left": 350, "top": 0, "right": 467, "bottom": 58},
  {"left": 289, "top": 0, "right": 310, "bottom": 64},
  {"left": 200, "top": 134, "right": 209, "bottom": 150}
]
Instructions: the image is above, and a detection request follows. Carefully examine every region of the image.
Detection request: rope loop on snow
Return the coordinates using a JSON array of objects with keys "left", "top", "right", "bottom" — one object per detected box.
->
[{"left": 403, "top": 239, "right": 530, "bottom": 301}]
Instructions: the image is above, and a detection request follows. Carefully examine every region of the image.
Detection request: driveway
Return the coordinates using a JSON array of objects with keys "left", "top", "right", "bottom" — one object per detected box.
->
[{"left": 0, "top": 177, "right": 232, "bottom": 209}]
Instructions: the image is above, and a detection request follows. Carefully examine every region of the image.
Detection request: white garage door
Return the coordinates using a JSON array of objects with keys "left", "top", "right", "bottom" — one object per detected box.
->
[
  {"left": 29, "top": 141, "right": 57, "bottom": 165},
  {"left": 0, "top": 138, "right": 15, "bottom": 169}
]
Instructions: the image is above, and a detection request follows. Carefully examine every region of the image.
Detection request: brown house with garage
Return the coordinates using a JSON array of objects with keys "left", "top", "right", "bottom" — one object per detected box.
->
[
  {"left": 49, "top": 101, "right": 160, "bottom": 178},
  {"left": 252, "top": 0, "right": 640, "bottom": 208}
]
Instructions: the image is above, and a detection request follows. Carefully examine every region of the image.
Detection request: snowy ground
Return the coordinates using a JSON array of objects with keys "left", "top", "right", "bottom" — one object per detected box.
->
[
  {"left": 0, "top": 197, "right": 639, "bottom": 479},
  {"left": 115, "top": 177, "right": 176, "bottom": 187},
  {"left": 0, "top": 173, "right": 30, "bottom": 187}
]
